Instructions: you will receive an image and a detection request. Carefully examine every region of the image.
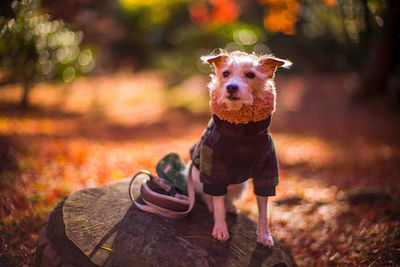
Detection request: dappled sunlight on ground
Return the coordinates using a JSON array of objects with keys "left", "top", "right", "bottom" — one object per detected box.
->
[
  {"left": 1, "top": 71, "right": 399, "bottom": 266},
  {"left": 274, "top": 134, "right": 333, "bottom": 168}
]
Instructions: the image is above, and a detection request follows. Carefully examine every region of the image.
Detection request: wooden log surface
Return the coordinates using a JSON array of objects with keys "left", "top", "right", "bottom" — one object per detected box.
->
[{"left": 36, "top": 176, "right": 296, "bottom": 267}]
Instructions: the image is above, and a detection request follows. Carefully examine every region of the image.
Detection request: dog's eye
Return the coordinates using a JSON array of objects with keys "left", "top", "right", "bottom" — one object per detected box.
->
[
  {"left": 245, "top": 72, "right": 256, "bottom": 79},
  {"left": 222, "top": 71, "right": 230, "bottom": 78}
]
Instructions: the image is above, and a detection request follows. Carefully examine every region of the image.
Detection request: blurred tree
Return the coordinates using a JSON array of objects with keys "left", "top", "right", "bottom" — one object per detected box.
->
[
  {"left": 25, "top": 0, "right": 397, "bottom": 103},
  {"left": 259, "top": 0, "right": 399, "bottom": 102},
  {"left": 0, "top": 0, "right": 95, "bottom": 108},
  {"left": 0, "top": 0, "right": 14, "bottom": 19},
  {"left": 357, "top": 0, "right": 400, "bottom": 102}
]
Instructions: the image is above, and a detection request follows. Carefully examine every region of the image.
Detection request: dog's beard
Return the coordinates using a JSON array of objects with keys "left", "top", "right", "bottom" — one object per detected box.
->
[
  {"left": 210, "top": 89, "right": 276, "bottom": 124},
  {"left": 215, "top": 89, "right": 253, "bottom": 111},
  {"left": 224, "top": 100, "right": 243, "bottom": 111}
]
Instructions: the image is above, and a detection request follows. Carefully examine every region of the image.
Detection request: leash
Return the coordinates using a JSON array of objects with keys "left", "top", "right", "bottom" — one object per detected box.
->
[
  {"left": 128, "top": 162, "right": 195, "bottom": 219},
  {"left": 129, "top": 118, "right": 213, "bottom": 219}
]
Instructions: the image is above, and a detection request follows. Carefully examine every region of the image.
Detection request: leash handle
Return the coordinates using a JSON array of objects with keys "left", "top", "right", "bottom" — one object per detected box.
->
[{"left": 129, "top": 163, "right": 195, "bottom": 219}]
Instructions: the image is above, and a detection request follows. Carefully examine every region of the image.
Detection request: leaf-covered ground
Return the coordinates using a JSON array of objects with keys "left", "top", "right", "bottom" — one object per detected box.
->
[{"left": 0, "top": 71, "right": 399, "bottom": 266}]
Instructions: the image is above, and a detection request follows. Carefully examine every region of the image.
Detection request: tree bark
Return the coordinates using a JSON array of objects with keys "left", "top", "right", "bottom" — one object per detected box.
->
[
  {"left": 357, "top": 0, "right": 399, "bottom": 100},
  {"left": 20, "top": 79, "right": 31, "bottom": 109}
]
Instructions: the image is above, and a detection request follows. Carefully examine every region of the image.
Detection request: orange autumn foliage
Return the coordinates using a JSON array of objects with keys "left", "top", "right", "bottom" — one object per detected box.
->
[
  {"left": 189, "top": 0, "right": 240, "bottom": 28},
  {"left": 323, "top": 0, "right": 337, "bottom": 7},
  {"left": 259, "top": 0, "right": 301, "bottom": 35}
]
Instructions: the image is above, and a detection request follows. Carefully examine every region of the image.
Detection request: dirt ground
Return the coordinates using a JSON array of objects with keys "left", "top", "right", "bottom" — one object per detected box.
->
[{"left": 0, "top": 71, "right": 399, "bottom": 266}]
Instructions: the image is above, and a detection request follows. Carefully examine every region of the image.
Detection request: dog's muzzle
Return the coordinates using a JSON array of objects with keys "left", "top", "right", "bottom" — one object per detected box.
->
[{"left": 226, "top": 84, "right": 239, "bottom": 100}]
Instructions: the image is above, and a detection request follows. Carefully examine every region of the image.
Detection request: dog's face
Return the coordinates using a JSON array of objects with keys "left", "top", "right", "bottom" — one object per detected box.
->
[{"left": 202, "top": 51, "right": 291, "bottom": 110}]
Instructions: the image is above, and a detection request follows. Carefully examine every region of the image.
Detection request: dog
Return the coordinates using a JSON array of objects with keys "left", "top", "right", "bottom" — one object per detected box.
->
[{"left": 190, "top": 50, "right": 291, "bottom": 247}]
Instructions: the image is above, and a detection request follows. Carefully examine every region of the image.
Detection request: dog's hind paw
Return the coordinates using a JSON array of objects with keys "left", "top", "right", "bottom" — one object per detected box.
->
[{"left": 257, "top": 232, "right": 274, "bottom": 248}]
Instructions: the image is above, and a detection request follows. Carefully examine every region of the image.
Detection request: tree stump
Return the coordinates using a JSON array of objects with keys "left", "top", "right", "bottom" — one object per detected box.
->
[{"left": 36, "top": 176, "right": 297, "bottom": 267}]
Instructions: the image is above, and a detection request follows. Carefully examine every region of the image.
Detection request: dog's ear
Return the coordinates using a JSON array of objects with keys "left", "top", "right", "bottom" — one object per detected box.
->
[
  {"left": 258, "top": 56, "right": 292, "bottom": 78},
  {"left": 201, "top": 54, "right": 228, "bottom": 68}
]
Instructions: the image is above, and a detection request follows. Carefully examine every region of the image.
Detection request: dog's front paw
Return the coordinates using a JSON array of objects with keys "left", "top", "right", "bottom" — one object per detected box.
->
[
  {"left": 212, "top": 221, "right": 229, "bottom": 242},
  {"left": 257, "top": 232, "right": 274, "bottom": 248}
]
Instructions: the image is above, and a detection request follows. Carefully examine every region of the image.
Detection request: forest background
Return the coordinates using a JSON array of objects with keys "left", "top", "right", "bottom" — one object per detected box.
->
[{"left": 0, "top": 0, "right": 399, "bottom": 266}]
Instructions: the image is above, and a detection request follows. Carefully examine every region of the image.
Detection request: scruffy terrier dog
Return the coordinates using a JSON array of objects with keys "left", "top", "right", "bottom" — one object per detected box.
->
[{"left": 190, "top": 50, "right": 291, "bottom": 247}]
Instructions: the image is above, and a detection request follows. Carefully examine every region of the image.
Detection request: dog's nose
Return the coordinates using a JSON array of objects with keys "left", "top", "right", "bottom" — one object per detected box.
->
[{"left": 226, "top": 84, "right": 238, "bottom": 94}]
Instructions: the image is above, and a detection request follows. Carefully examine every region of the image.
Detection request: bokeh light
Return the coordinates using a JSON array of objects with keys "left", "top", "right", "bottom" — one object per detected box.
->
[
  {"left": 63, "top": 66, "right": 75, "bottom": 83},
  {"left": 233, "top": 29, "right": 257, "bottom": 45}
]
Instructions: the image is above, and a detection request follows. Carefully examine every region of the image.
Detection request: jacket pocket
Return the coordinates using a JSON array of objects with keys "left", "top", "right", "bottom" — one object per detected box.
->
[{"left": 200, "top": 144, "right": 213, "bottom": 177}]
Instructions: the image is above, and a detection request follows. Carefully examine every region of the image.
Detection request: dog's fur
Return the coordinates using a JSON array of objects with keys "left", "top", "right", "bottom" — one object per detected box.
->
[{"left": 191, "top": 50, "right": 291, "bottom": 247}]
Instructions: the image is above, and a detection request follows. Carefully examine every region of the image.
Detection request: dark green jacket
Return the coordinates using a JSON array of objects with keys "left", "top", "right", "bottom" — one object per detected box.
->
[{"left": 191, "top": 115, "right": 279, "bottom": 196}]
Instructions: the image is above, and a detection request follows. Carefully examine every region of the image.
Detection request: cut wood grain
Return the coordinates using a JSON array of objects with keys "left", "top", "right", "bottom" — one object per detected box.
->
[{"left": 36, "top": 177, "right": 296, "bottom": 267}]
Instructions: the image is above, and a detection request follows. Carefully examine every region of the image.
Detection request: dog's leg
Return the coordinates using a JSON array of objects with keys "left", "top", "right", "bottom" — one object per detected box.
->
[
  {"left": 225, "top": 182, "right": 247, "bottom": 214},
  {"left": 190, "top": 163, "right": 214, "bottom": 212},
  {"left": 212, "top": 195, "right": 229, "bottom": 242},
  {"left": 256, "top": 196, "right": 274, "bottom": 247}
]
